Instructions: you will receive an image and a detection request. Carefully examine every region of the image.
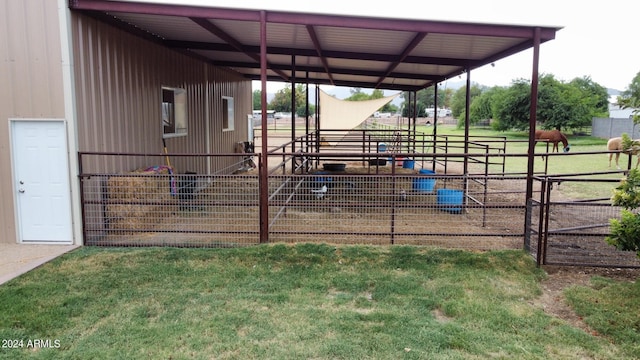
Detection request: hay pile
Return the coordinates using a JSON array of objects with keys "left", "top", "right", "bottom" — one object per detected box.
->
[{"left": 106, "top": 166, "right": 176, "bottom": 233}]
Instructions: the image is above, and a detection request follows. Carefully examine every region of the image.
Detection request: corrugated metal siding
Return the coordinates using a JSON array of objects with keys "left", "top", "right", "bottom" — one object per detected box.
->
[
  {"left": 0, "top": 0, "right": 66, "bottom": 244},
  {"left": 72, "top": 13, "right": 252, "bottom": 175}
]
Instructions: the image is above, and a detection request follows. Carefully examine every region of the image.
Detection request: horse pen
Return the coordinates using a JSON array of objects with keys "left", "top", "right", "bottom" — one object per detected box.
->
[{"left": 78, "top": 125, "right": 640, "bottom": 269}]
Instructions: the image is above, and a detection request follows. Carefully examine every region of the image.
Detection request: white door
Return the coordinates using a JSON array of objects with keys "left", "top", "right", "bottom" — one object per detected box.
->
[{"left": 11, "top": 120, "right": 73, "bottom": 243}]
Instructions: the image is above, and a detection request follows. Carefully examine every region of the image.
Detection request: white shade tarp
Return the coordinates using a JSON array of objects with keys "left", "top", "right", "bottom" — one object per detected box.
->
[{"left": 319, "top": 90, "right": 400, "bottom": 130}]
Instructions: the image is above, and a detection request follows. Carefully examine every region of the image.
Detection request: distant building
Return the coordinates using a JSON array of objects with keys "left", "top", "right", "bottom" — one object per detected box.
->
[
  {"left": 609, "top": 108, "right": 636, "bottom": 119},
  {"left": 609, "top": 95, "right": 637, "bottom": 119},
  {"left": 424, "top": 108, "right": 452, "bottom": 117}
]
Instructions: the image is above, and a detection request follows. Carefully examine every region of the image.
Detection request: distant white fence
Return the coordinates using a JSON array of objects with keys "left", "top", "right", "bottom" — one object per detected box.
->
[{"left": 591, "top": 117, "right": 640, "bottom": 139}]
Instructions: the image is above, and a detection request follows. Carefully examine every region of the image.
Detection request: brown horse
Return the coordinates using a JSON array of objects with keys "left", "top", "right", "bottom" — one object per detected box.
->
[
  {"left": 535, "top": 129, "right": 570, "bottom": 152},
  {"left": 607, "top": 136, "right": 640, "bottom": 169}
]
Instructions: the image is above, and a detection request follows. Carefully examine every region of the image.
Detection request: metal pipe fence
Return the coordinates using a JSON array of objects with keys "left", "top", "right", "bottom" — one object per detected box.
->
[
  {"left": 530, "top": 174, "right": 640, "bottom": 268},
  {"left": 78, "top": 149, "right": 528, "bottom": 250},
  {"left": 76, "top": 131, "right": 640, "bottom": 268},
  {"left": 79, "top": 152, "right": 262, "bottom": 247}
]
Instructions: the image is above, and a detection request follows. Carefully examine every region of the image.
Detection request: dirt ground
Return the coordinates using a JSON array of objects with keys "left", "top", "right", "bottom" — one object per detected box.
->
[{"left": 534, "top": 265, "right": 639, "bottom": 333}]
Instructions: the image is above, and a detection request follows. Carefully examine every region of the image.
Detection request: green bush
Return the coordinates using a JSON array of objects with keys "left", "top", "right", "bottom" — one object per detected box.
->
[{"left": 607, "top": 166, "right": 640, "bottom": 257}]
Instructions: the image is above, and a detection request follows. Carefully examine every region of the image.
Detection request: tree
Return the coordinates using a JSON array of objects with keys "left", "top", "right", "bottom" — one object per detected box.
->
[
  {"left": 491, "top": 79, "right": 531, "bottom": 131},
  {"left": 490, "top": 74, "right": 608, "bottom": 131},
  {"left": 537, "top": 75, "right": 607, "bottom": 130},
  {"left": 450, "top": 83, "right": 484, "bottom": 122},
  {"left": 346, "top": 88, "right": 370, "bottom": 101},
  {"left": 400, "top": 86, "right": 451, "bottom": 117},
  {"left": 400, "top": 92, "right": 425, "bottom": 118},
  {"left": 369, "top": 89, "right": 398, "bottom": 113},
  {"left": 269, "top": 84, "right": 309, "bottom": 116},
  {"left": 569, "top": 76, "right": 609, "bottom": 117},
  {"left": 252, "top": 90, "right": 263, "bottom": 110},
  {"left": 298, "top": 103, "right": 316, "bottom": 118},
  {"left": 537, "top": 75, "right": 586, "bottom": 130},
  {"left": 343, "top": 88, "right": 398, "bottom": 114},
  {"left": 617, "top": 70, "right": 640, "bottom": 124},
  {"left": 269, "top": 85, "right": 293, "bottom": 112},
  {"left": 370, "top": 89, "right": 384, "bottom": 100},
  {"left": 608, "top": 135, "right": 640, "bottom": 258},
  {"left": 461, "top": 85, "right": 505, "bottom": 128}
]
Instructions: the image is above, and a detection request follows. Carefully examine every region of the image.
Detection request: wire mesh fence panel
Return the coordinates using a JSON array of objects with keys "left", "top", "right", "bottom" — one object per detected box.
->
[
  {"left": 392, "top": 175, "right": 524, "bottom": 249},
  {"left": 82, "top": 173, "right": 260, "bottom": 247},
  {"left": 543, "top": 202, "right": 640, "bottom": 267},
  {"left": 77, "top": 133, "right": 640, "bottom": 267},
  {"left": 537, "top": 176, "right": 640, "bottom": 268},
  {"left": 267, "top": 169, "right": 526, "bottom": 249},
  {"left": 268, "top": 173, "right": 396, "bottom": 245},
  {"left": 526, "top": 199, "right": 543, "bottom": 262}
]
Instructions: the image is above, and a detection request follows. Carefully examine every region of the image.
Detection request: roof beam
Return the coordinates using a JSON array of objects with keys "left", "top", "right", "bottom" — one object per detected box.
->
[
  {"left": 83, "top": 10, "right": 165, "bottom": 44},
  {"left": 375, "top": 32, "right": 427, "bottom": 88},
  {"left": 164, "top": 40, "right": 476, "bottom": 67},
  {"left": 213, "top": 60, "right": 442, "bottom": 81},
  {"left": 306, "top": 25, "right": 334, "bottom": 85},
  {"left": 265, "top": 11, "right": 558, "bottom": 40},
  {"left": 189, "top": 17, "right": 290, "bottom": 82},
  {"left": 241, "top": 73, "right": 425, "bottom": 91},
  {"left": 435, "top": 38, "right": 537, "bottom": 82},
  {"left": 190, "top": 17, "right": 258, "bottom": 61}
]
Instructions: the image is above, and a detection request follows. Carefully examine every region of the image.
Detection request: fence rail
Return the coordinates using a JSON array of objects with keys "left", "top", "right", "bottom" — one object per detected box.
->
[
  {"left": 77, "top": 130, "right": 640, "bottom": 268},
  {"left": 529, "top": 175, "right": 640, "bottom": 268},
  {"left": 79, "top": 149, "right": 528, "bottom": 250}
]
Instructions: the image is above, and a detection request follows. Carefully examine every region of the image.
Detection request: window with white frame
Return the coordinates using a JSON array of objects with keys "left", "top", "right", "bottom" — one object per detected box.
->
[
  {"left": 162, "top": 87, "right": 187, "bottom": 138},
  {"left": 222, "top": 96, "right": 234, "bottom": 131}
]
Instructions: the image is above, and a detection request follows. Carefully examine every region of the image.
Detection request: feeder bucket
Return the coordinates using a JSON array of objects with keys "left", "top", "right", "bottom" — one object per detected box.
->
[
  {"left": 402, "top": 159, "right": 415, "bottom": 169},
  {"left": 412, "top": 169, "right": 436, "bottom": 192},
  {"left": 437, "top": 189, "right": 464, "bottom": 213}
]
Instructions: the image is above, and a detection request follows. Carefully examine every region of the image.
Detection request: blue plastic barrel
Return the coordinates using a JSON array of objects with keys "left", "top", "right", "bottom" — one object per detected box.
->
[
  {"left": 412, "top": 169, "right": 436, "bottom": 192},
  {"left": 402, "top": 159, "right": 415, "bottom": 169},
  {"left": 437, "top": 189, "right": 464, "bottom": 213}
]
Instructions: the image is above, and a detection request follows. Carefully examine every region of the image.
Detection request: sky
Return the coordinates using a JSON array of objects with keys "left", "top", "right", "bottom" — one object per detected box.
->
[{"left": 133, "top": 0, "right": 639, "bottom": 94}]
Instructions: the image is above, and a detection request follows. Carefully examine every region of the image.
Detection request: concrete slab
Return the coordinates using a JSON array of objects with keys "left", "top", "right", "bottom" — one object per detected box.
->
[{"left": 0, "top": 244, "right": 80, "bottom": 285}]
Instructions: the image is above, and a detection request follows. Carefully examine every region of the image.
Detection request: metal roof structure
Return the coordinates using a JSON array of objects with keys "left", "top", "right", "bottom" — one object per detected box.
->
[{"left": 68, "top": 1, "right": 562, "bottom": 92}]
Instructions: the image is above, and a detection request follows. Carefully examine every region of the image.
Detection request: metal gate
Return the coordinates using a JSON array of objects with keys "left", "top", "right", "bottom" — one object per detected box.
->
[{"left": 529, "top": 175, "right": 640, "bottom": 268}]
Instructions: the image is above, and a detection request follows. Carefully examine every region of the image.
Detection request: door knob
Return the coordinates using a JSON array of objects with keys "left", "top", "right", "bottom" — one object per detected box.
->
[{"left": 18, "top": 189, "right": 25, "bottom": 193}]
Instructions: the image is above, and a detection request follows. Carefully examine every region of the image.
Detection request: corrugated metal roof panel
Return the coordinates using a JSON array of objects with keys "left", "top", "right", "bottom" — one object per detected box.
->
[
  {"left": 69, "top": 1, "right": 562, "bottom": 91},
  {"left": 111, "top": 12, "right": 219, "bottom": 42}
]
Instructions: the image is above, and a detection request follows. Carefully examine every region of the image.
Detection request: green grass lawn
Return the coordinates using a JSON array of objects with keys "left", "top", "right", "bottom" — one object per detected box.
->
[
  {"left": 1, "top": 244, "right": 638, "bottom": 359},
  {"left": 265, "top": 125, "right": 627, "bottom": 200},
  {"left": 412, "top": 125, "right": 625, "bottom": 200}
]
